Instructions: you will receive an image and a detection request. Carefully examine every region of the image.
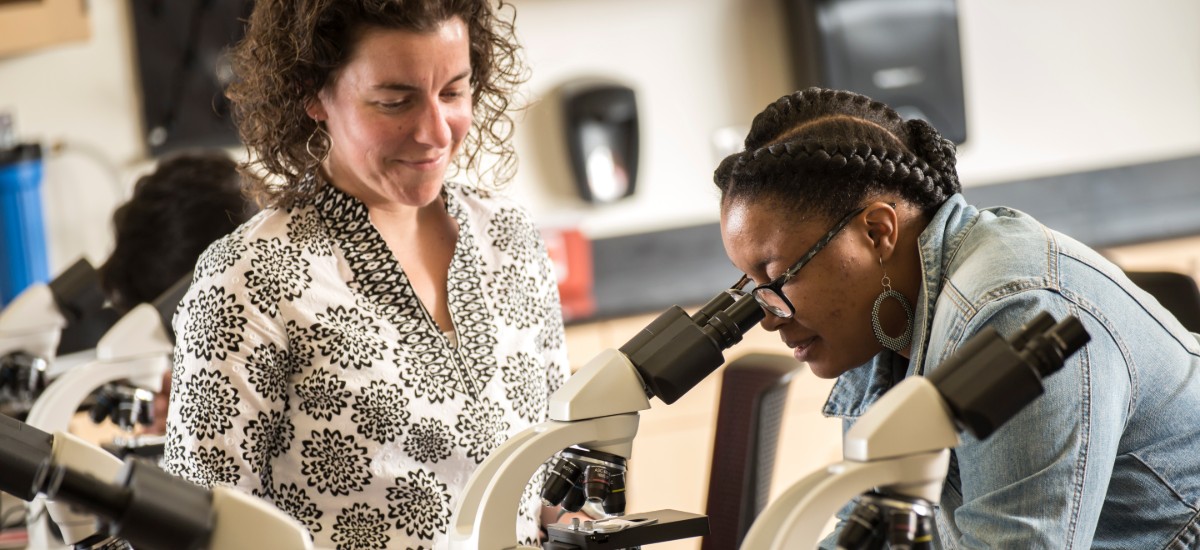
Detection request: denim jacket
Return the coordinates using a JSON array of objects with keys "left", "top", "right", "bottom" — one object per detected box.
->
[{"left": 821, "top": 194, "right": 1200, "bottom": 549}]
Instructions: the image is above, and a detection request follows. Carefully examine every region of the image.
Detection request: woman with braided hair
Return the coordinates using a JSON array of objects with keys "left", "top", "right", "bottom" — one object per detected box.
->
[{"left": 717, "top": 87, "right": 1200, "bottom": 548}]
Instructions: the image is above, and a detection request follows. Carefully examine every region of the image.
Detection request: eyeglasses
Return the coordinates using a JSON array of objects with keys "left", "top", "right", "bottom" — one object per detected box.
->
[{"left": 748, "top": 205, "right": 868, "bottom": 319}]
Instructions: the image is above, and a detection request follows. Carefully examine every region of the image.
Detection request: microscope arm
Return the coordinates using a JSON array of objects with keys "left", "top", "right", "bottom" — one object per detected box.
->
[
  {"left": 450, "top": 348, "right": 651, "bottom": 549},
  {"left": 740, "top": 377, "right": 960, "bottom": 549},
  {"left": 450, "top": 289, "right": 765, "bottom": 549}
]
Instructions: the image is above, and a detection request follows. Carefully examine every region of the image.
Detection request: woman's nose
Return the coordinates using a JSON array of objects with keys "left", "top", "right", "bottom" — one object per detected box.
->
[
  {"left": 759, "top": 309, "right": 788, "bottom": 331},
  {"left": 412, "top": 98, "right": 452, "bottom": 148}
]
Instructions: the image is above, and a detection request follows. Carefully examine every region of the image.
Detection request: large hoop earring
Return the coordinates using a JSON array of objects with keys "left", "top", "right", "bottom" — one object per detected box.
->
[
  {"left": 872, "top": 257, "right": 914, "bottom": 351},
  {"left": 306, "top": 124, "right": 330, "bottom": 166}
]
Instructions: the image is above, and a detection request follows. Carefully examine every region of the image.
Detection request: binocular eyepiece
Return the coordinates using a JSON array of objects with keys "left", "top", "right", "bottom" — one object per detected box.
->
[{"left": 541, "top": 448, "right": 628, "bottom": 516}]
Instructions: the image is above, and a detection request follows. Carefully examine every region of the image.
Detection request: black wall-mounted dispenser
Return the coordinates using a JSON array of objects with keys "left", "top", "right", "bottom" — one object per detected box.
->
[
  {"left": 782, "top": 0, "right": 968, "bottom": 144},
  {"left": 561, "top": 81, "right": 640, "bottom": 203}
]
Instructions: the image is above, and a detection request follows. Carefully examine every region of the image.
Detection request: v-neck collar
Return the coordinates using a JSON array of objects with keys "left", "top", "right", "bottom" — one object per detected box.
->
[{"left": 312, "top": 181, "right": 498, "bottom": 399}]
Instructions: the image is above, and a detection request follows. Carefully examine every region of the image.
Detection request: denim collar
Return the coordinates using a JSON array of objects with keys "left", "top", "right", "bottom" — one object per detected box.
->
[{"left": 823, "top": 194, "right": 980, "bottom": 419}]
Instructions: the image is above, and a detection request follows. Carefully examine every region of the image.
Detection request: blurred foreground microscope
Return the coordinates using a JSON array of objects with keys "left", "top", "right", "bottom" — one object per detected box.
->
[
  {"left": 0, "top": 412, "right": 312, "bottom": 550},
  {"left": 3, "top": 270, "right": 190, "bottom": 549}
]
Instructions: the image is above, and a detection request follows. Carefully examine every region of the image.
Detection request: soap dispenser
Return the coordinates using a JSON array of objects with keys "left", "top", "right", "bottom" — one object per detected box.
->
[{"left": 561, "top": 81, "right": 639, "bottom": 204}]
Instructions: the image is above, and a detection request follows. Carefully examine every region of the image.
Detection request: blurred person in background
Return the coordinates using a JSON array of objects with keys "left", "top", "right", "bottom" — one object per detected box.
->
[{"left": 97, "top": 149, "right": 255, "bottom": 434}]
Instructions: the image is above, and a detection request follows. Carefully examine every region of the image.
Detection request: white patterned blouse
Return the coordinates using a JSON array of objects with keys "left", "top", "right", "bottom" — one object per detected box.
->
[{"left": 162, "top": 181, "right": 570, "bottom": 549}]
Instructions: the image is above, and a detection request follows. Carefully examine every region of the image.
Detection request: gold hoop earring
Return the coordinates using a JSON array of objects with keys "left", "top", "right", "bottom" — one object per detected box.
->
[{"left": 306, "top": 124, "right": 330, "bottom": 166}]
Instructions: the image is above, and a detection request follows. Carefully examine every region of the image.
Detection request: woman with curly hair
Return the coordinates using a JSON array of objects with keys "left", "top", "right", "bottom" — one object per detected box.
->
[
  {"left": 162, "top": 2, "right": 570, "bottom": 547},
  {"left": 717, "top": 87, "right": 1200, "bottom": 548}
]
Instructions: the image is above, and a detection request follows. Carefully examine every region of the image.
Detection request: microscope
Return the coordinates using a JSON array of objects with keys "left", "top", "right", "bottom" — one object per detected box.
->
[
  {"left": 0, "top": 412, "right": 313, "bottom": 550},
  {"left": 0, "top": 258, "right": 110, "bottom": 417},
  {"left": 22, "top": 273, "right": 190, "bottom": 549},
  {"left": 0, "top": 258, "right": 112, "bottom": 536},
  {"left": 740, "top": 312, "right": 1090, "bottom": 549},
  {"left": 449, "top": 277, "right": 766, "bottom": 549}
]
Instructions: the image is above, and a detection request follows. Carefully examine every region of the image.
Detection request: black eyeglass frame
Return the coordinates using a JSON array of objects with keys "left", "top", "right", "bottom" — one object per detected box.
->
[{"left": 749, "top": 205, "right": 869, "bottom": 319}]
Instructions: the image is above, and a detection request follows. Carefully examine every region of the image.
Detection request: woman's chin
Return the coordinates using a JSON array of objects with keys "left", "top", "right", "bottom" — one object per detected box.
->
[{"left": 806, "top": 361, "right": 843, "bottom": 379}]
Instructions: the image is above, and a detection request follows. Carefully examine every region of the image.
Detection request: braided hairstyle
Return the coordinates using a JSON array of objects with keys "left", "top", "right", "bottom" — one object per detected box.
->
[{"left": 714, "top": 88, "right": 960, "bottom": 221}]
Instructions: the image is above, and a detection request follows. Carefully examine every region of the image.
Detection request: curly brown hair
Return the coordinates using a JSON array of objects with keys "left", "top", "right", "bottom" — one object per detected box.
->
[{"left": 226, "top": 0, "right": 529, "bottom": 209}]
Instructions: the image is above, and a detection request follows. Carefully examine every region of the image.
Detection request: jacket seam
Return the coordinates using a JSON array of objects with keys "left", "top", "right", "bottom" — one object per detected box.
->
[
  {"left": 1064, "top": 302, "right": 1090, "bottom": 550},
  {"left": 1059, "top": 286, "right": 1139, "bottom": 424}
]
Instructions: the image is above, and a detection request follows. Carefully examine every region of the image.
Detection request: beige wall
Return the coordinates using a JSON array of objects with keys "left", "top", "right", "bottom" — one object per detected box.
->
[{"left": 0, "top": 0, "right": 1198, "bottom": 271}]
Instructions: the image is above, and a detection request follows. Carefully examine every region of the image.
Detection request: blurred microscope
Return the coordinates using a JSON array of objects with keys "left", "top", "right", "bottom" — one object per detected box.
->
[
  {"left": 0, "top": 412, "right": 312, "bottom": 550},
  {"left": 0, "top": 258, "right": 113, "bottom": 419},
  {"left": 0, "top": 266, "right": 189, "bottom": 549}
]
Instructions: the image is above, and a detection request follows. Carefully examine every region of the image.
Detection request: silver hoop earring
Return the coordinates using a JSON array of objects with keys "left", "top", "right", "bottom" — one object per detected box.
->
[
  {"left": 872, "top": 257, "right": 914, "bottom": 351},
  {"left": 306, "top": 124, "right": 330, "bottom": 166}
]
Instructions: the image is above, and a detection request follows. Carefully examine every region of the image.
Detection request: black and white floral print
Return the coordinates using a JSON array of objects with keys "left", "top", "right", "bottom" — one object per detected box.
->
[
  {"left": 268, "top": 482, "right": 324, "bottom": 535},
  {"left": 313, "top": 305, "right": 386, "bottom": 371},
  {"left": 487, "top": 207, "right": 541, "bottom": 264},
  {"left": 487, "top": 264, "right": 542, "bottom": 329},
  {"left": 245, "top": 341, "right": 290, "bottom": 403},
  {"left": 286, "top": 209, "right": 333, "bottom": 257},
  {"left": 195, "top": 231, "right": 248, "bottom": 278},
  {"left": 396, "top": 340, "right": 459, "bottom": 404},
  {"left": 245, "top": 237, "right": 312, "bottom": 318},
  {"left": 402, "top": 417, "right": 454, "bottom": 464},
  {"left": 181, "top": 286, "right": 247, "bottom": 361},
  {"left": 240, "top": 409, "right": 294, "bottom": 483},
  {"left": 386, "top": 469, "right": 451, "bottom": 540},
  {"left": 300, "top": 428, "right": 372, "bottom": 497},
  {"left": 351, "top": 380, "right": 409, "bottom": 444},
  {"left": 191, "top": 446, "right": 241, "bottom": 487},
  {"left": 296, "top": 368, "right": 351, "bottom": 421},
  {"left": 455, "top": 397, "right": 511, "bottom": 464},
  {"left": 179, "top": 369, "right": 240, "bottom": 440},
  {"left": 164, "top": 182, "right": 570, "bottom": 548},
  {"left": 503, "top": 352, "right": 550, "bottom": 423},
  {"left": 331, "top": 503, "right": 391, "bottom": 550},
  {"left": 283, "top": 320, "right": 317, "bottom": 376}
]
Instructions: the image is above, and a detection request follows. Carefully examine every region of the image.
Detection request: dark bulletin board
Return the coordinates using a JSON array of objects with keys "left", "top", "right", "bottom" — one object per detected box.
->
[{"left": 129, "top": 0, "right": 253, "bottom": 157}]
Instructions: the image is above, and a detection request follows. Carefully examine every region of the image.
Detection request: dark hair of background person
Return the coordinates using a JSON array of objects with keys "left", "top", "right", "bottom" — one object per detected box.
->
[
  {"left": 713, "top": 87, "right": 962, "bottom": 222},
  {"left": 226, "top": 0, "right": 530, "bottom": 209},
  {"left": 98, "top": 150, "right": 255, "bottom": 315}
]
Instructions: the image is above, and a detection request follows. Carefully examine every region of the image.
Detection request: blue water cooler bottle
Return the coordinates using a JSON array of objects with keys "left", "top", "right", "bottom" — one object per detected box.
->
[{"left": 0, "top": 112, "right": 50, "bottom": 306}]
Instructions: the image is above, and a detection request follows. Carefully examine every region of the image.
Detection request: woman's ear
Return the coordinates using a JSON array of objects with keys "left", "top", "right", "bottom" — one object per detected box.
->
[
  {"left": 304, "top": 93, "right": 327, "bottom": 122},
  {"left": 863, "top": 201, "right": 899, "bottom": 262}
]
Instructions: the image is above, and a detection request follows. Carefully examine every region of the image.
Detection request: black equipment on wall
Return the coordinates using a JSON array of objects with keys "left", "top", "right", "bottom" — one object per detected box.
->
[
  {"left": 782, "top": 0, "right": 968, "bottom": 144},
  {"left": 130, "top": 1, "right": 254, "bottom": 156},
  {"left": 561, "top": 81, "right": 640, "bottom": 204}
]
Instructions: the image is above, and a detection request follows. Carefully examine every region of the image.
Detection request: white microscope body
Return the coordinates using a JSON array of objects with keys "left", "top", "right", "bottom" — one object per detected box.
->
[
  {"left": 741, "top": 313, "right": 1090, "bottom": 549},
  {"left": 450, "top": 285, "right": 766, "bottom": 549}
]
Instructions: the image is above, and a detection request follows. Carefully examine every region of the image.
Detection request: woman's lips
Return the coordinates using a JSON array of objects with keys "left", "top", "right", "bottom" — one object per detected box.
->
[
  {"left": 790, "top": 336, "right": 817, "bottom": 362},
  {"left": 398, "top": 154, "right": 444, "bottom": 171}
]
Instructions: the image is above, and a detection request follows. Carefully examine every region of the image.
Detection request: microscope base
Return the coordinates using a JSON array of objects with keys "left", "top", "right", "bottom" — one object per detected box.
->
[{"left": 544, "top": 509, "right": 707, "bottom": 549}]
